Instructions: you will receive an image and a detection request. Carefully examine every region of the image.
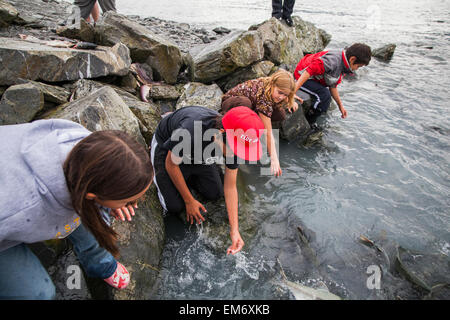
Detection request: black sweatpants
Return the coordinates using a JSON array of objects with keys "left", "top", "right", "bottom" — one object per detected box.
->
[
  {"left": 298, "top": 79, "right": 332, "bottom": 124},
  {"left": 150, "top": 136, "right": 223, "bottom": 214},
  {"left": 272, "top": 0, "right": 296, "bottom": 19}
]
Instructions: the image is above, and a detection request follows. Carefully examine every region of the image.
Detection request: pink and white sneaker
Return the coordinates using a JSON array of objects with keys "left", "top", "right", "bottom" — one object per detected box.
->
[{"left": 103, "top": 262, "right": 130, "bottom": 290}]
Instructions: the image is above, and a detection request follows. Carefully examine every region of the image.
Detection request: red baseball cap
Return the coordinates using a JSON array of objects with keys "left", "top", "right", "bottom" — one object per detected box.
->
[{"left": 221, "top": 106, "right": 265, "bottom": 161}]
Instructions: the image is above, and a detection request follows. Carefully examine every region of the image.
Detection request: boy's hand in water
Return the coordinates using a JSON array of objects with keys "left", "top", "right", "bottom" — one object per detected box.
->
[
  {"left": 227, "top": 230, "right": 244, "bottom": 255},
  {"left": 185, "top": 199, "right": 207, "bottom": 225},
  {"left": 340, "top": 106, "right": 348, "bottom": 119},
  {"left": 111, "top": 202, "right": 137, "bottom": 222}
]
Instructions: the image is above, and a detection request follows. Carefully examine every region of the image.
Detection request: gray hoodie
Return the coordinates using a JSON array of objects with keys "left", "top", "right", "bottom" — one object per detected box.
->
[{"left": 0, "top": 119, "right": 91, "bottom": 252}]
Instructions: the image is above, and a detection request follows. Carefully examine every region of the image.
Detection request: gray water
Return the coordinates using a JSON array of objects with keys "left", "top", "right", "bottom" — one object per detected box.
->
[{"left": 117, "top": 0, "right": 450, "bottom": 299}]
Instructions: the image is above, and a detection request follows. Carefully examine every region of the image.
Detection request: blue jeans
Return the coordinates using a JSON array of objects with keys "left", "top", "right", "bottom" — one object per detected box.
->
[{"left": 0, "top": 223, "right": 117, "bottom": 300}]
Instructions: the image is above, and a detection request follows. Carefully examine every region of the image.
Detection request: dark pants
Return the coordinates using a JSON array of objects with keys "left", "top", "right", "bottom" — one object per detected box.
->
[
  {"left": 298, "top": 80, "right": 332, "bottom": 124},
  {"left": 221, "top": 96, "right": 286, "bottom": 122},
  {"left": 150, "top": 136, "right": 223, "bottom": 214},
  {"left": 74, "top": 0, "right": 116, "bottom": 20},
  {"left": 272, "top": 0, "right": 296, "bottom": 19}
]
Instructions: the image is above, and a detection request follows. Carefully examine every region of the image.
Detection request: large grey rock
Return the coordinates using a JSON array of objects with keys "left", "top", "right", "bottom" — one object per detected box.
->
[
  {"left": 43, "top": 86, "right": 165, "bottom": 299},
  {"left": 68, "top": 79, "right": 161, "bottom": 144},
  {"left": 277, "top": 90, "right": 312, "bottom": 142},
  {"left": 16, "top": 80, "right": 71, "bottom": 105},
  {"left": 0, "top": 38, "right": 131, "bottom": 85},
  {"left": 372, "top": 44, "right": 396, "bottom": 61},
  {"left": 176, "top": 82, "right": 223, "bottom": 111},
  {"left": 249, "top": 17, "right": 304, "bottom": 71},
  {"left": 145, "top": 83, "right": 183, "bottom": 100},
  {"left": 44, "top": 86, "right": 145, "bottom": 146},
  {"left": 188, "top": 30, "right": 264, "bottom": 83},
  {"left": 0, "top": 82, "right": 44, "bottom": 125},
  {"left": 217, "top": 60, "right": 275, "bottom": 92},
  {"left": 292, "top": 16, "right": 331, "bottom": 54},
  {"left": 94, "top": 11, "right": 183, "bottom": 84}
]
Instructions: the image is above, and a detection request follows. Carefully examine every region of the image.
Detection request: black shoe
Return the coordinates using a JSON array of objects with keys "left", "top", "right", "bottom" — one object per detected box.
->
[{"left": 283, "top": 17, "right": 294, "bottom": 27}]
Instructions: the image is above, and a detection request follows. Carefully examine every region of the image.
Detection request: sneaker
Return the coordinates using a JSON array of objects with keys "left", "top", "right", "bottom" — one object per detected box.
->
[
  {"left": 283, "top": 17, "right": 294, "bottom": 27},
  {"left": 103, "top": 262, "right": 130, "bottom": 290}
]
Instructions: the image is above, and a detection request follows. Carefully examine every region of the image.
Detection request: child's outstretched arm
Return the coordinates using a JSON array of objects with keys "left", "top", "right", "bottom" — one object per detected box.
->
[
  {"left": 329, "top": 87, "right": 347, "bottom": 118},
  {"left": 294, "top": 70, "right": 311, "bottom": 92},
  {"left": 259, "top": 113, "right": 282, "bottom": 177}
]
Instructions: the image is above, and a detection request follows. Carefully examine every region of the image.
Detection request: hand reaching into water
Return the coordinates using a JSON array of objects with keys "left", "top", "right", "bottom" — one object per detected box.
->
[
  {"left": 227, "top": 230, "right": 244, "bottom": 255},
  {"left": 271, "top": 157, "right": 282, "bottom": 177},
  {"left": 340, "top": 106, "right": 348, "bottom": 119}
]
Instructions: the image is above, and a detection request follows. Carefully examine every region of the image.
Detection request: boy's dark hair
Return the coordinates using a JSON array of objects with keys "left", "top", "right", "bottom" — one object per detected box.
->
[
  {"left": 64, "top": 130, "right": 153, "bottom": 258},
  {"left": 346, "top": 43, "right": 372, "bottom": 65}
]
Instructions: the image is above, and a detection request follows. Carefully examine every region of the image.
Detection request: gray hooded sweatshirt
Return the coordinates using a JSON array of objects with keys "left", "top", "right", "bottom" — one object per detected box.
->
[{"left": 0, "top": 119, "right": 91, "bottom": 252}]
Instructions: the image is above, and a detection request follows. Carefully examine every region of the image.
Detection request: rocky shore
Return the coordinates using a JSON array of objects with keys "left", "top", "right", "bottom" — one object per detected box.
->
[
  {"left": 1, "top": 0, "right": 445, "bottom": 302},
  {"left": 0, "top": 0, "right": 334, "bottom": 299}
]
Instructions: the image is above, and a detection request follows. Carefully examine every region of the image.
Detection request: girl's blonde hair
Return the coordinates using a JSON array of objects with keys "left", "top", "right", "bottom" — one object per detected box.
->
[{"left": 263, "top": 69, "right": 295, "bottom": 107}]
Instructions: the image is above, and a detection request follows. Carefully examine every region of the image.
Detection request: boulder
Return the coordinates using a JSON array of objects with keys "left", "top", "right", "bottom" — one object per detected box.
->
[
  {"left": 217, "top": 60, "right": 275, "bottom": 92},
  {"left": 0, "top": 0, "right": 25, "bottom": 27},
  {"left": 175, "top": 82, "right": 223, "bottom": 111},
  {"left": 277, "top": 90, "right": 311, "bottom": 142},
  {"left": 249, "top": 17, "right": 304, "bottom": 71},
  {"left": 145, "top": 83, "right": 183, "bottom": 100},
  {"left": 16, "top": 80, "right": 71, "bottom": 105},
  {"left": 372, "top": 44, "right": 396, "bottom": 61},
  {"left": 67, "top": 79, "right": 161, "bottom": 144},
  {"left": 43, "top": 86, "right": 145, "bottom": 146},
  {"left": 188, "top": 30, "right": 264, "bottom": 83},
  {"left": 0, "top": 82, "right": 44, "bottom": 125},
  {"left": 94, "top": 11, "right": 183, "bottom": 84},
  {"left": 42, "top": 86, "right": 165, "bottom": 299},
  {"left": 56, "top": 18, "right": 96, "bottom": 43},
  {"left": 292, "top": 16, "right": 331, "bottom": 54},
  {"left": 0, "top": 38, "right": 131, "bottom": 85}
]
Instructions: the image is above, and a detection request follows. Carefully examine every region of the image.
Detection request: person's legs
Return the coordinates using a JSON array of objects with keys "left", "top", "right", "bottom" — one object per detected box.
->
[
  {"left": 151, "top": 136, "right": 189, "bottom": 214},
  {"left": 74, "top": 0, "right": 97, "bottom": 20},
  {"left": 87, "top": 1, "right": 100, "bottom": 23},
  {"left": 67, "top": 223, "right": 117, "bottom": 279},
  {"left": 282, "top": 0, "right": 295, "bottom": 18},
  {"left": 271, "top": 0, "right": 283, "bottom": 19},
  {"left": 97, "top": 0, "right": 116, "bottom": 13},
  {"left": 299, "top": 80, "right": 331, "bottom": 124},
  {"left": 0, "top": 244, "right": 55, "bottom": 300},
  {"left": 221, "top": 96, "right": 253, "bottom": 114}
]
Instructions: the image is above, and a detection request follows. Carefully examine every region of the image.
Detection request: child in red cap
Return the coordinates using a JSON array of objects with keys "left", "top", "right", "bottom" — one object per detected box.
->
[{"left": 151, "top": 106, "right": 265, "bottom": 255}]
